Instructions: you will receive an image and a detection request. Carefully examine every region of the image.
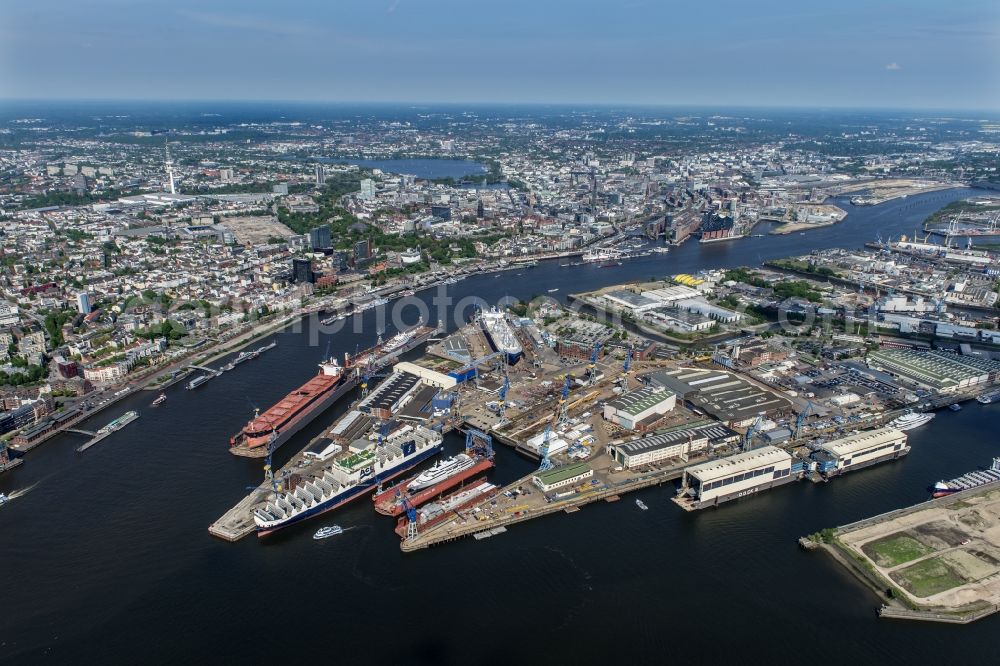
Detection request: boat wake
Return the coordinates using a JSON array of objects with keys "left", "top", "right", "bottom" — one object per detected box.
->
[{"left": 6, "top": 481, "right": 40, "bottom": 499}]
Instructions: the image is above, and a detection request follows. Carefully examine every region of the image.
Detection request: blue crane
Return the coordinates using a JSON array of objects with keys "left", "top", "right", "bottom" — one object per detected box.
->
[
  {"left": 465, "top": 428, "right": 495, "bottom": 459},
  {"left": 401, "top": 495, "right": 419, "bottom": 540},
  {"left": 538, "top": 425, "right": 555, "bottom": 472},
  {"left": 496, "top": 373, "right": 510, "bottom": 426},
  {"left": 621, "top": 346, "right": 634, "bottom": 394},
  {"left": 744, "top": 415, "right": 763, "bottom": 451},
  {"left": 587, "top": 342, "right": 602, "bottom": 386},
  {"left": 556, "top": 373, "right": 572, "bottom": 425},
  {"left": 794, "top": 401, "right": 813, "bottom": 440}
]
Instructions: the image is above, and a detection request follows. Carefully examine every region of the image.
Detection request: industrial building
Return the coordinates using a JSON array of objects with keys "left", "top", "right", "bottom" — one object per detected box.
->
[
  {"left": 648, "top": 368, "right": 793, "bottom": 427},
  {"left": 866, "top": 349, "right": 1000, "bottom": 393},
  {"left": 678, "top": 446, "right": 795, "bottom": 508},
  {"left": 608, "top": 421, "right": 739, "bottom": 469},
  {"left": 532, "top": 462, "right": 593, "bottom": 492},
  {"left": 358, "top": 370, "right": 422, "bottom": 420},
  {"left": 815, "top": 427, "right": 909, "bottom": 475},
  {"left": 603, "top": 385, "right": 676, "bottom": 430}
]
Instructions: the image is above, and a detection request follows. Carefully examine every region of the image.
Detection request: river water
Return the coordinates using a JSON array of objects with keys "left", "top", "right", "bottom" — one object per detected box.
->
[{"left": 2, "top": 187, "right": 999, "bottom": 664}]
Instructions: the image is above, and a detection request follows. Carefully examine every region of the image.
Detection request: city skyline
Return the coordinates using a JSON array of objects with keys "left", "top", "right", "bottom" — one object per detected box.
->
[{"left": 1, "top": 0, "right": 999, "bottom": 110}]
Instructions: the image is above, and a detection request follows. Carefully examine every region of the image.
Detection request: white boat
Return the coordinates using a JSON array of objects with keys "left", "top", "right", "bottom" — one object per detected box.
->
[
  {"left": 635, "top": 499, "right": 648, "bottom": 510},
  {"left": 889, "top": 411, "right": 935, "bottom": 431},
  {"left": 479, "top": 307, "right": 523, "bottom": 364},
  {"left": 547, "top": 288, "right": 559, "bottom": 293},
  {"left": 407, "top": 453, "right": 477, "bottom": 491},
  {"left": 0, "top": 493, "right": 8, "bottom": 507},
  {"left": 313, "top": 525, "right": 344, "bottom": 539},
  {"left": 582, "top": 248, "right": 623, "bottom": 263}
]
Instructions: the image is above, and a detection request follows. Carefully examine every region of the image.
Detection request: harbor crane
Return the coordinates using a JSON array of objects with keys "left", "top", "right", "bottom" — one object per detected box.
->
[
  {"left": 587, "top": 342, "right": 602, "bottom": 386},
  {"left": 794, "top": 401, "right": 814, "bottom": 440},
  {"left": 538, "top": 425, "right": 555, "bottom": 472},
  {"left": 401, "top": 495, "right": 419, "bottom": 540},
  {"left": 556, "top": 374, "right": 572, "bottom": 425},
  {"left": 621, "top": 346, "right": 634, "bottom": 394},
  {"left": 495, "top": 373, "right": 511, "bottom": 427},
  {"left": 744, "top": 415, "right": 764, "bottom": 451},
  {"left": 464, "top": 428, "right": 495, "bottom": 459}
]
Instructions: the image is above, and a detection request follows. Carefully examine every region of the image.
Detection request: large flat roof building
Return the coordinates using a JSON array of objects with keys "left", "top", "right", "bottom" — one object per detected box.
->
[
  {"left": 817, "top": 427, "right": 909, "bottom": 474},
  {"left": 608, "top": 421, "right": 739, "bottom": 469},
  {"left": 603, "top": 385, "right": 676, "bottom": 430},
  {"left": 648, "top": 368, "right": 793, "bottom": 427},
  {"left": 679, "top": 446, "right": 795, "bottom": 508},
  {"left": 867, "top": 349, "right": 1000, "bottom": 393}
]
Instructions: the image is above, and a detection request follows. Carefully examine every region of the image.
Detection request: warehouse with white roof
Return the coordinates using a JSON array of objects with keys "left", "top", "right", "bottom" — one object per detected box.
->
[
  {"left": 677, "top": 446, "right": 796, "bottom": 509},
  {"left": 816, "top": 427, "right": 908, "bottom": 474}
]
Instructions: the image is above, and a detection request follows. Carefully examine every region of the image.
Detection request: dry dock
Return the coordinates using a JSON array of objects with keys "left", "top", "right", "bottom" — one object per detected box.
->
[{"left": 400, "top": 453, "right": 689, "bottom": 552}]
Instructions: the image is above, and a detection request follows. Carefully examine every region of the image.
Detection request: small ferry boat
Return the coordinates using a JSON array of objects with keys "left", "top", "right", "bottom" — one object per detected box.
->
[
  {"left": 0, "top": 493, "right": 9, "bottom": 507},
  {"left": 313, "top": 525, "right": 344, "bottom": 540},
  {"left": 151, "top": 393, "right": 166, "bottom": 407},
  {"left": 635, "top": 499, "right": 648, "bottom": 510}
]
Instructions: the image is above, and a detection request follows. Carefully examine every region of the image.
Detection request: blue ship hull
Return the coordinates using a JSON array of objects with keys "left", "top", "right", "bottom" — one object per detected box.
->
[{"left": 257, "top": 443, "right": 443, "bottom": 537}]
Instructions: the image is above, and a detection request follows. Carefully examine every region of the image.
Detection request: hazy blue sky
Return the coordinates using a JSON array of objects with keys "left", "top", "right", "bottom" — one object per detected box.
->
[{"left": 1, "top": 0, "right": 998, "bottom": 109}]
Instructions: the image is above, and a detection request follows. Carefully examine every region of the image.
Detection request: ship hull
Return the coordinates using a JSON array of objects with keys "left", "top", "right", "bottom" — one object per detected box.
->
[
  {"left": 256, "top": 442, "right": 444, "bottom": 536},
  {"left": 230, "top": 375, "right": 359, "bottom": 458},
  {"left": 393, "top": 482, "right": 497, "bottom": 539},
  {"left": 373, "top": 457, "right": 495, "bottom": 516}
]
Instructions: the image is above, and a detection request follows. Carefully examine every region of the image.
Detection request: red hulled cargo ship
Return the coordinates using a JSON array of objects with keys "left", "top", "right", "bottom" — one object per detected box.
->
[
  {"left": 372, "top": 453, "right": 495, "bottom": 516},
  {"left": 229, "top": 358, "right": 358, "bottom": 458}
]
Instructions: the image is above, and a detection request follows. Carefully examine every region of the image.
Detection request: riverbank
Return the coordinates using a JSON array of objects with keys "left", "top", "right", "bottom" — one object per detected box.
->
[{"left": 810, "top": 483, "right": 1000, "bottom": 624}]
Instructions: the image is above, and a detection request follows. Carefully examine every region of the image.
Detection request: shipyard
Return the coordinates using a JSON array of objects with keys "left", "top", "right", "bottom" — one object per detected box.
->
[{"left": 208, "top": 255, "right": 1000, "bottom": 552}]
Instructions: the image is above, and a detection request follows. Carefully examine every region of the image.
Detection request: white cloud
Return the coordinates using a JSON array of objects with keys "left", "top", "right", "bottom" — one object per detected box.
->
[
  {"left": 885, "top": 62, "right": 902, "bottom": 70},
  {"left": 177, "top": 10, "right": 315, "bottom": 37}
]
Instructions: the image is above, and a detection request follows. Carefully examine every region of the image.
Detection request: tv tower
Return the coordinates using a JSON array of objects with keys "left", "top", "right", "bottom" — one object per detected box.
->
[{"left": 165, "top": 138, "right": 176, "bottom": 194}]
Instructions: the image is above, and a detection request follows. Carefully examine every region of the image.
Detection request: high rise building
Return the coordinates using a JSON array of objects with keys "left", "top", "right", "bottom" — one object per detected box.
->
[
  {"left": 354, "top": 238, "right": 372, "bottom": 262},
  {"left": 76, "top": 292, "right": 91, "bottom": 315},
  {"left": 309, "top": 225, "right": 331, "bottom": 251},
  {"left": 431, "top": 205, "right": 451, "bottom": 221},
  {"left": 315, "top": 164, "right": 326, "bottom": 186},
  {"left": 359, "top": 178, "right": 376, "bottom": 200},
  {"left": 292, "top": 258, "right": 314, "bottom": 284}
]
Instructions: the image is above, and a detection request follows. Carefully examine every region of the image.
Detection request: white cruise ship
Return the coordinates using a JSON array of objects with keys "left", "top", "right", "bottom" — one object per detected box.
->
[
  {"left": 479, "top": 307, "right": 523, "bottom": 364},
  {"left": 407, "top": 453, "right": 477, "bottom": 491},
  {"left": 889, "top": 411, "right": 935, "bottom": 431}
]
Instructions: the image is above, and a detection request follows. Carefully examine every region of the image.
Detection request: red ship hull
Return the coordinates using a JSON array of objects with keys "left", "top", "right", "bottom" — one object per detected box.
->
[
  {"left": 373, "top": 457, "right": 495, "bottom": 516},
  {"left": 393, "top": 480, "right": 497, "bottom": 539}
]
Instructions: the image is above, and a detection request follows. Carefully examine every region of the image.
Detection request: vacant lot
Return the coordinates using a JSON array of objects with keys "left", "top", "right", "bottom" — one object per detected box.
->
[
  {"left": 863, "top": 533, "right": 933, "bottom": 568},
  {"left": 223, "top": 216, "right": 294, "bottom": 245},
  {"left": 891, "top": 557, "right": 967, "bottom": 598}
]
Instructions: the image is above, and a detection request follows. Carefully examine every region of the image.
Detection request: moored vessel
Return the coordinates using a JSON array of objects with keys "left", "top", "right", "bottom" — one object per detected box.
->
[
  {"left": 889, "top": 411, "right": 935, "bottom": 431},
  {"left": 252, "top": 424, "right": 444, "bottom": 536},
  {"left": 77, "top": 410, "right": 140, "bottom": 452},
  {"left": 229, "top": 357, "right": 358, "bottom": 458},
  {"left": 930, "top": 458, "right": 1000, "bottom": 497},
  {"left": 394, "top": 481, "right": 498, "bottom": 539},
  {"left": 478, "top": 307, "right": 522, "bottom": 364},
  {"left": 187, "top": 374, "right": 213, "bottom": 390},
  {"left": 976, "top": 388, "right": 1000, "bottom": 405}
]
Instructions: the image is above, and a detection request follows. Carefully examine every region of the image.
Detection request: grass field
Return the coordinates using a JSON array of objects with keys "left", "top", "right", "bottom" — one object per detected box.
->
[
  {"left": 891, "top": 557, "right": 967, "bottom": 598},
  {"left": 862, "top": 533, "right": 934, "bottom": 568}
]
